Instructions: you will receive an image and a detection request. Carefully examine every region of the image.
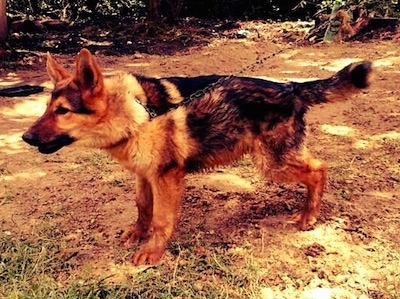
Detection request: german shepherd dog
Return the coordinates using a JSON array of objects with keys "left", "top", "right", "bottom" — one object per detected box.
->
[{"left": 23, "top": 49, "right": 372, "bottom": 265}]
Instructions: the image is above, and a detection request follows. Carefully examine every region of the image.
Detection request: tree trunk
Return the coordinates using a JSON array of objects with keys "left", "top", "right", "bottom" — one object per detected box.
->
[
  {"left": 164, "top": 0, "right": 184, "bottom": 24},
  {"left": 0, "top": 0, "right": 7, "bottom": 42},
  {"left": 149, "top": 0, "right": 161, "bottom": 22}
]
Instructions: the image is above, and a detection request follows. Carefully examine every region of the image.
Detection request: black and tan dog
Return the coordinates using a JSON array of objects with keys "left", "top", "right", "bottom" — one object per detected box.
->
[{"left": 22, "top": 49, "right": 372, "bottom": 265}]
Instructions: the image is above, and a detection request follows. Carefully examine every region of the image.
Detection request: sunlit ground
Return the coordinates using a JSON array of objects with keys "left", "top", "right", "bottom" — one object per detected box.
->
[{"left": 0, "top": 50, "right": 399, "bottom": 298}]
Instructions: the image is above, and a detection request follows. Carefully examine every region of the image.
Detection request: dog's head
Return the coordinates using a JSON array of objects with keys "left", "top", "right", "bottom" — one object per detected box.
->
[{"left": 22, "top": 49, "right": 111, "bottom": 154}]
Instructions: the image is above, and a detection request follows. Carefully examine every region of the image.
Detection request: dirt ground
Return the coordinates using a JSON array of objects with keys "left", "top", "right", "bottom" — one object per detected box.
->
[{"left": 0, "top": 34, "right": 400, "bottom": 298}]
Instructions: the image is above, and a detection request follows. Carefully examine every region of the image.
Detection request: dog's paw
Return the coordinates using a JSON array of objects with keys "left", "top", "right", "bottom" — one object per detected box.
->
[
  {"left": 119, "top": 223, "right": 151, "bottom": 247},
  {"left": 289, "top": 211, "right": 317, "bottom": 230},
  {"left": 132, "top": 233, "right": 168, "bottom": 265},
  {"left": 132, "top": 246, "right": 165, "bottom": 266}
]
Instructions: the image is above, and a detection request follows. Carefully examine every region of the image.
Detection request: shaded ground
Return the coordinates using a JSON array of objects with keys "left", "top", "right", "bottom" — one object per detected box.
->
[
  {"left": 0, "top": 23, "right": 400, "bottom": 298},
  {"left": 3, "top": 16, "right": 399, "bottom": 68}
]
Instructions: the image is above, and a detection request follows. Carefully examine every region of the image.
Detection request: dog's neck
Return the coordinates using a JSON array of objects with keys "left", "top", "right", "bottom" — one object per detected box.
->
[
  {"left": 97, "top": 74, "right": 151, "bottom": 169},
  {"left": 100, "top": 135, "right": 130, "bottom": 151},
  {"left": 104, "top": 136, "right": 140, "bottom": 172}
]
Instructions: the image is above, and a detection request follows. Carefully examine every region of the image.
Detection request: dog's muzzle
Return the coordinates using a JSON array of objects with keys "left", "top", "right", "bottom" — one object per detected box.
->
[{"left": 22, "top": 132, "right": 75, "bottom": 154}]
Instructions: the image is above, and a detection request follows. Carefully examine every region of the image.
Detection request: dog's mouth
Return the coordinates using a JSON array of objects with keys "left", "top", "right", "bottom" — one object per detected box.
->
[
  {"left": 22, "top": 133, "right": 75, "bottom": 154},
  {"left": 38, "top": 137, "right": 75, "bottom": 154}
]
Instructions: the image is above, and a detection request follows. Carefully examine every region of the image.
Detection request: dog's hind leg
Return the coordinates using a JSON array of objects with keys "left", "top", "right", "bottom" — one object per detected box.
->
[
  {"left": 280, "top": 153, "right": 327, "bottom": 230},
  {"left": 120, "top": 176, "right": 154, "bottom": 246},
  {"left": 133, "top": 169, "right": 185, "bottom": 265},
  {"left": 255, "top": 148, "right": 327, "bottom": 230}
]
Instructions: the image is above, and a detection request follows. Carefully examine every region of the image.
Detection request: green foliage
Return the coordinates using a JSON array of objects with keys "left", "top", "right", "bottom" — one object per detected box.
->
[
  {"left": 5, "top": 0, "right": 314, "bottom": 21},
  {"left": 297, "top": 0, "right": 394, "bottom": 13},
  {"left": 6, "top": 0, "right": 146, "bottom": 21},
  {"left": 5, "top": 0, "right": 400, "bottom": 24}
]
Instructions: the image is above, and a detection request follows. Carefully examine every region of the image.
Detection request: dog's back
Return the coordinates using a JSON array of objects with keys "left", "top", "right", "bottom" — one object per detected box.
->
[{"left": 151, "top": 62, "right": 372, "bottom": 173}]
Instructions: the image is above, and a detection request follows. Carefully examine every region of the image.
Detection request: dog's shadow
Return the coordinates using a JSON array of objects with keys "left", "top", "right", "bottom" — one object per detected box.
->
[{"left": 177, "top": 184, "right": 323, "bottom": 250}]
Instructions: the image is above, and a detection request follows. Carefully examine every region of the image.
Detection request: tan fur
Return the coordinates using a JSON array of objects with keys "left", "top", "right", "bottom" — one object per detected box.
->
[{"left": 160, "top": 79, "right": 184, "bottom": 104}]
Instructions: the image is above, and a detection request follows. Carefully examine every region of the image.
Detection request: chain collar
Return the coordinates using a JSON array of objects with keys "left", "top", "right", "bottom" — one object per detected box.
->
[
  {"left": 135, "top": 99, "right": 158, "bottom": 119},
  {"left": 134, "top": 76, "right": 232, "bottom": 120}
]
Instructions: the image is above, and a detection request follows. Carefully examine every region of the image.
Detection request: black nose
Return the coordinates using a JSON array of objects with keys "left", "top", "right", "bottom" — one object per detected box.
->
[{"left": 22, "top": 132, "right": 39, "bottom": 146}]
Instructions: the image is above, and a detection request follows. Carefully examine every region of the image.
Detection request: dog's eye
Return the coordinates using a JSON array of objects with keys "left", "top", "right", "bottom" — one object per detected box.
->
[{"left": 54, "top": 107, "right": 70, "bottom": 115}]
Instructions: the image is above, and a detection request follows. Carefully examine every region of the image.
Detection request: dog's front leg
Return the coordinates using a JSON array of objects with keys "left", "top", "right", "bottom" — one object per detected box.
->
[
  {"left": 132, "top": 170, "right": 184, "bottom": 265},
  {"left": 120, "top": 175, "right": 153, "bottom": 246}
]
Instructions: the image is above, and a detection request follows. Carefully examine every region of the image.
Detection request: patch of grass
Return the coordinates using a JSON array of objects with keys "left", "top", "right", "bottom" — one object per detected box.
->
[
  {"left": 130, "top": 244, "right": 267, "bottom": 299},
  {"left": 74, "top": 151, "right": 131, "bottom": 187},
  {"left": 0, "top": 233, "right": 132, "bottom": 299},
  {"left": 0, "top": 189, "right": 13, "bottom": 205},
  {"left": 0, "top": 164, "right": 12, "bottom": 205},
  {"left": 107, "top": 176, "right": 130, "bottom": 187},
  {"left": 0, "top": 235, "right": 61, "bottom": 298},
  {"left": 75, "top": 151, "right": 113, "bottom": 168},
  {"left": 0, "top": 232, "right": 268, "bottom": 299},
  {"left": 327, "top": 163, "right": 355, "bottom": 200}
]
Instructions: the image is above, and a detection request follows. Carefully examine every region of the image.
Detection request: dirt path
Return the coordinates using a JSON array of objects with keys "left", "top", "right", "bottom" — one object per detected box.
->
[{"left": 1, "top": 39, "right": 399, "bottom": 298}]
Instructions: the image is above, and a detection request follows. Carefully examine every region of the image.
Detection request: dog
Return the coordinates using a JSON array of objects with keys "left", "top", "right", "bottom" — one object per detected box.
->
[{"left": 22, "top": 48, "right": 372, "bottom": 265}]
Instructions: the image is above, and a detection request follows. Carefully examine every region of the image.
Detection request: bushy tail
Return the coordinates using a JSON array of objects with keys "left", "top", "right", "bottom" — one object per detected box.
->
[{"left": 293, "top": 61, "right": 373, "bottom": 105}]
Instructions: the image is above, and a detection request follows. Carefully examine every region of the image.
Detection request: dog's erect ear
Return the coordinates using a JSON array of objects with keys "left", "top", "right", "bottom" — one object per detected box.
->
[
  {"left": 46, "top": 52, "right": 71, "bottom": 83},
  {"left": 74, "top": 48, "right": 104, "bottom": 97}
]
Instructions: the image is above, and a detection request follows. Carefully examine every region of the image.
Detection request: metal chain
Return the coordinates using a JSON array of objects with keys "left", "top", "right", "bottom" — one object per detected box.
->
[
  {"left": 182, "top": 45, "right": 287, "bottom": 104},
  {"left": 182, "top": 75, "right": 233, "bottom": 105},
  {"left": 140, "top": 45, "right": 287, "bottom": 118},
  {"left": 236, "top": 46, "right": 286, "bottom": 76},
  {"left": 146, "top": 105, "right": 159, "bottom": 119}
]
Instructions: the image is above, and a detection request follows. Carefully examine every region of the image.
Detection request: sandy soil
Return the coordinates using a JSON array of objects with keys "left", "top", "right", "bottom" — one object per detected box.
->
[{"left": 0, "top": 37, "right": 399, "bottom": 298}]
